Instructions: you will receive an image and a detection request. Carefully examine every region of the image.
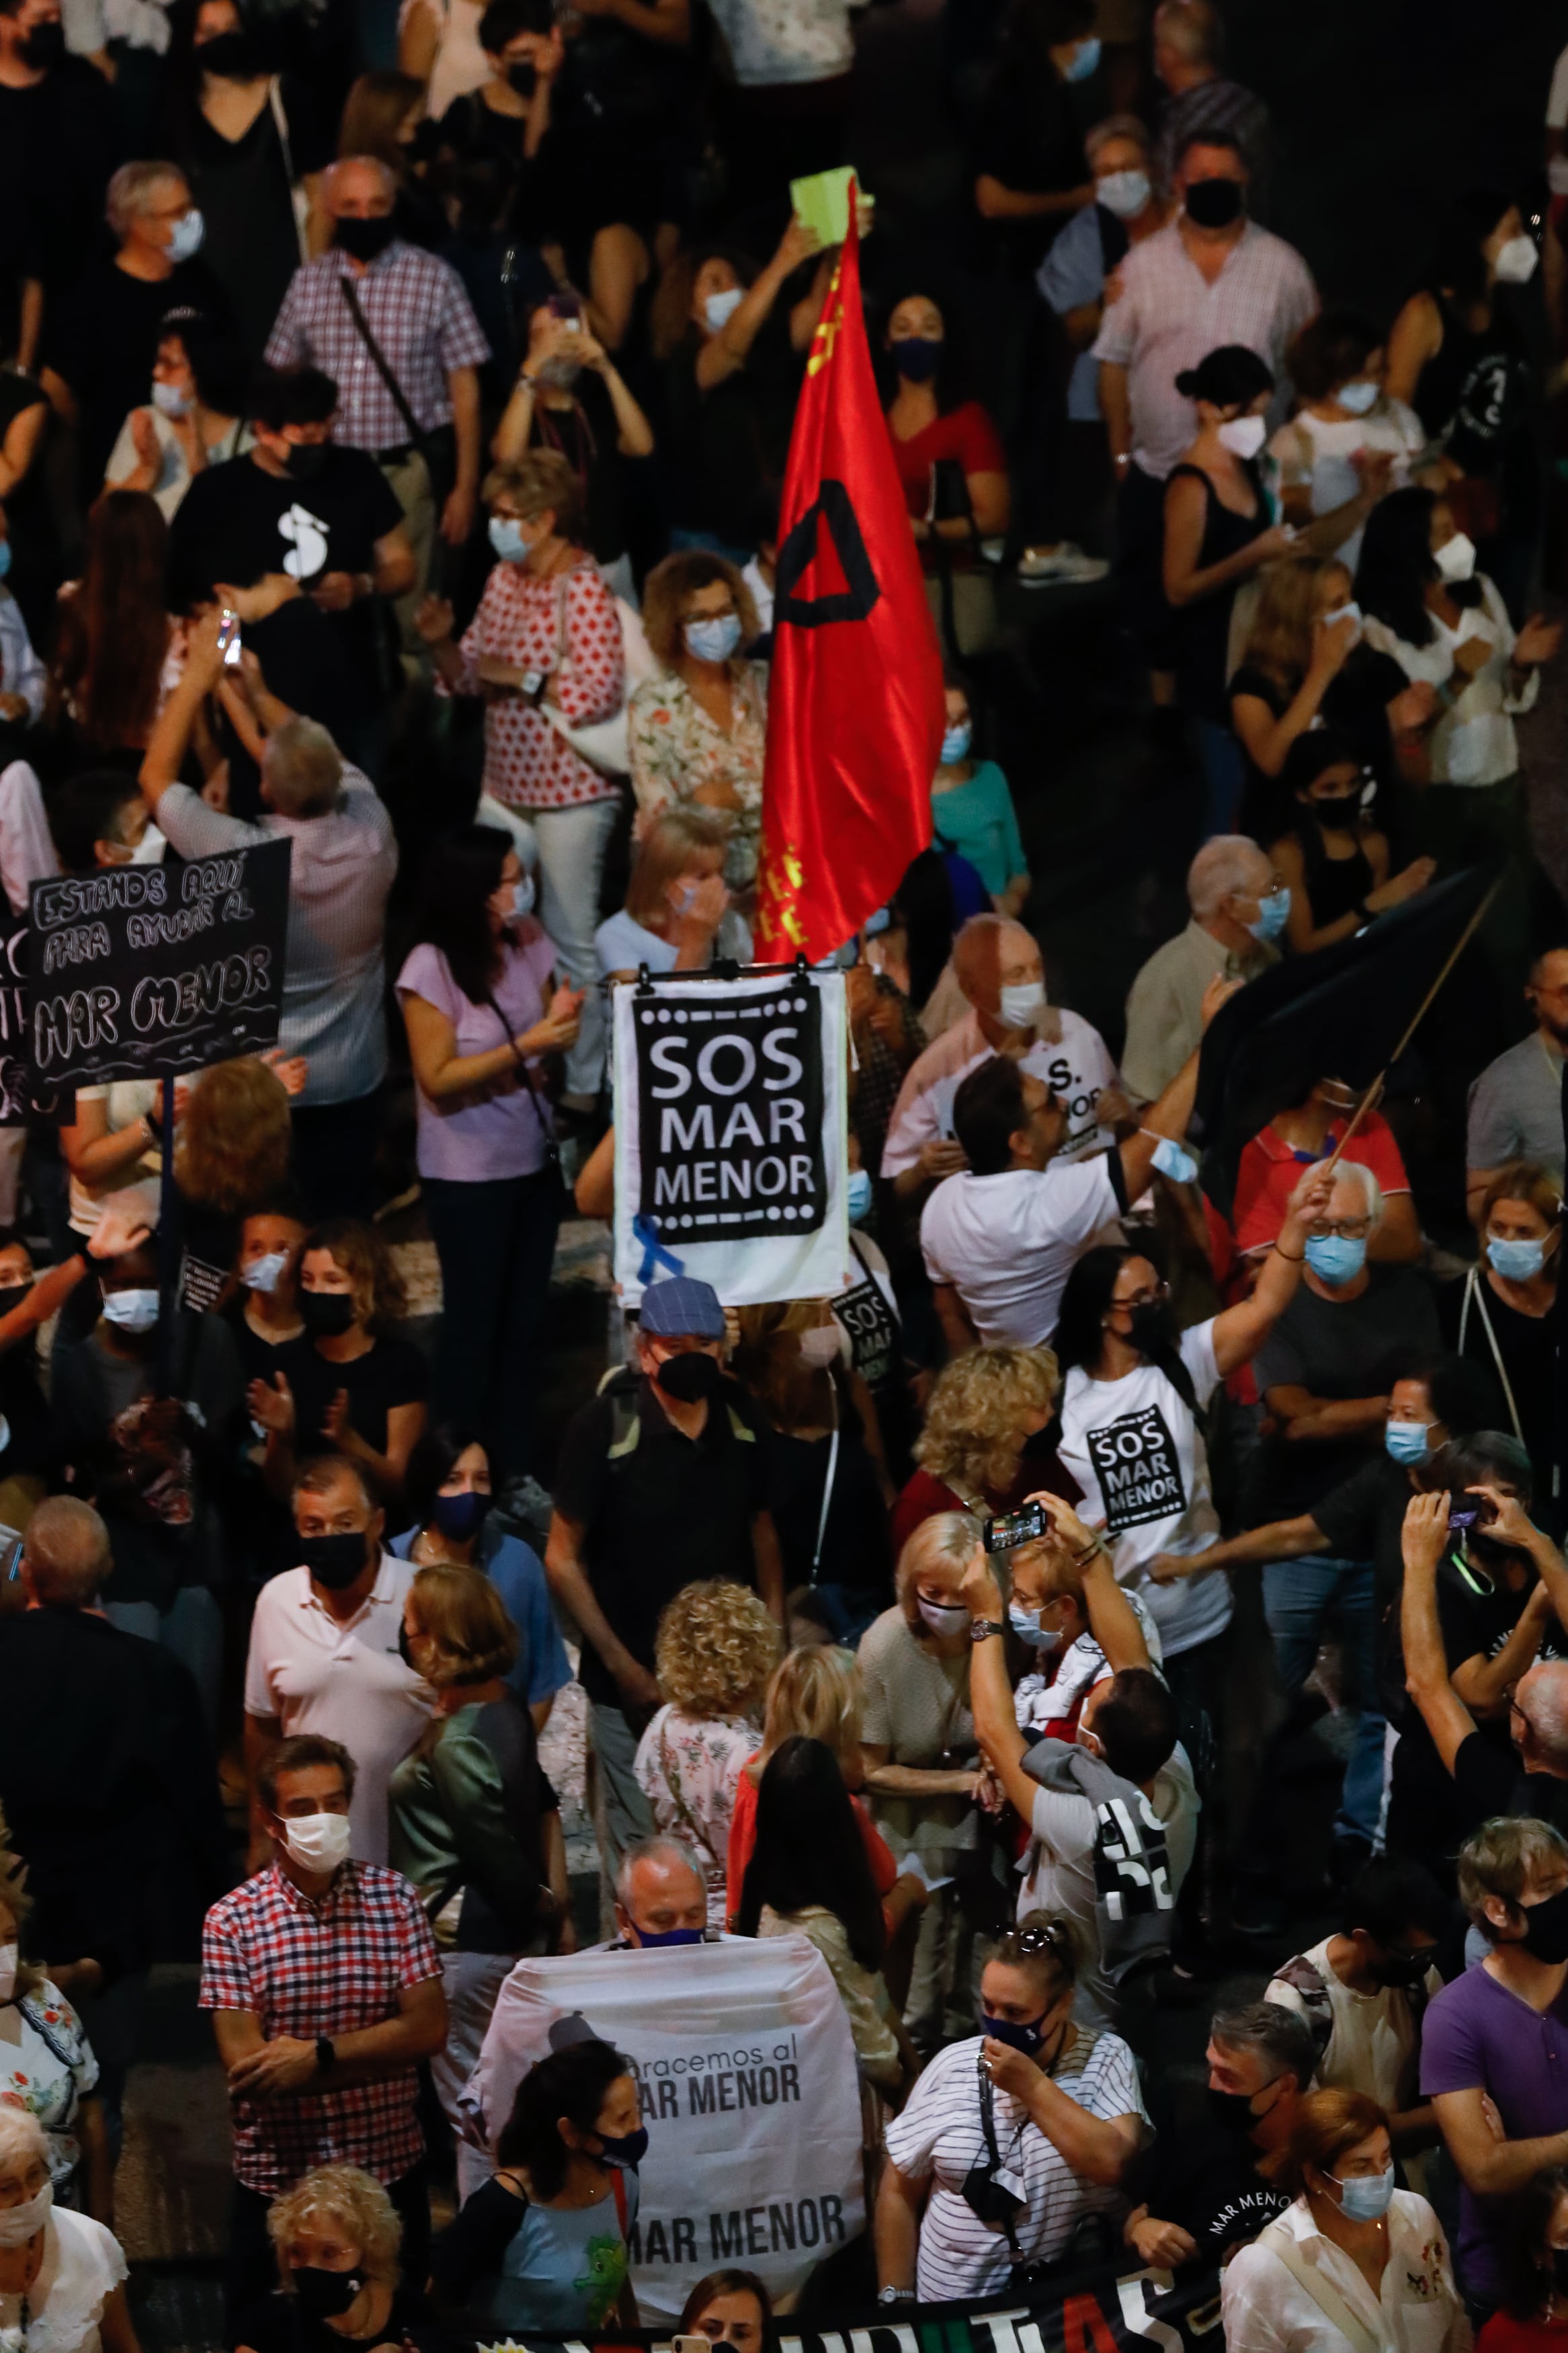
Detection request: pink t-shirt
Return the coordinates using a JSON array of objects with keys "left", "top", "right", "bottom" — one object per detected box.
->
[{"left": 396, "top": 926, "right": 558, "bottom": 1183}]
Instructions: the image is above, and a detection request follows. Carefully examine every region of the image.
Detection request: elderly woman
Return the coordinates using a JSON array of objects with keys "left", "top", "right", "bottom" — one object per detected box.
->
[
  {"left": 417, "top": 447, "right": 625, "bottom": 1118},
  {"left": 235, "top": 2162, "right": 424, "bottom": 2353},
  {"left": 876, "top": 1914, "right": 1146, "bottom": 2302},
  {"left": 627, "top": 553, "right": 768, "bottom": 897},
  {"left": 633, "top": 1578, "right": 780, "bottom": 1928},
  {"left": 893, "top": 1343, "right": 1075, "bottom": 1553},
  {"left": 858, "top": 1513, "right": 991, "bottom": 2050},
  {"left": 390, "top": 1562, "right": 571, "bottom": 2188},
  {"left": 0, "top": 2106, "right": 138, "bottom": 2353},
  {"left": 594, "top": 807, "right": 748, "bottom": 983},
  {"left": 0, "top": 1858, "right": 111, "bottom": 2219}
]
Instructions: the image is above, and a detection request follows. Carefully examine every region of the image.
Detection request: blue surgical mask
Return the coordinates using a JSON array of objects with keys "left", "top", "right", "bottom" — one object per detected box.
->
[
  {"left": 151, "top": 378, "right": 194, "bottom": 417},
  {"left": 1247, "top": 886, "right": 1291, "bottom": 944},
  {"left": 981, "top": 2009, "right": 1048, "bottom": 2056},
  {"left": 101, "top": 1287, "right": 161, "bottom": 1333},
  {"left": 845, "top": 1168, "right": 872, "bottom": 1224},
  {"left": 703, "top": 286, "right": 744, "bottom": 335},
  {"left": 1149, "top": 1135, "right": 1198, "bottom": 1184},
  {"left": 940, "top": 721, "right": 973, "bottom": 764},
  {"left": 1305, "top": 1234, "right": 1367, "bottom": 1285},
  {"left": 1333, "top": 2164, "right": 1395, "bottom": 2222},
  {"left": 684, "top": 613, "right": 742, "bottom": 664},
  {"left": 243, "top": 1250, "right": 290, "bottom": 1295},
  {"left": 1008, "top": 1601, "right": 1064, "bottom": 1652},
  {"left": 489, "top": 516, "right": 530, "bottom": 563},
  {"left": 166, "top": 207, "right": 205, "bottom": 264},
  {"left": 1061, "top": 34, "right": 1100, "bottom": 78},
  {"left": 634, "top": 1926, "right": 704, "bottom": 1948},
  {"left": 595, "top": 2125, "right": 649, "bottom": 2169},
  {"left": 1336, "top": 379, "right": 1378, "bottom": 415},
  {"left": 510, "top": 873, "right": 536, "bottom": 918},
  {"left": 1385, "top": 1420, "right": 1432, "bottom": 1467},
  {"left": 1096, "top": 167, "right": 1151, "bottom": 219},
  {"left": 1489, "top": 1235, "right": 1548, "bottom": 1281}
]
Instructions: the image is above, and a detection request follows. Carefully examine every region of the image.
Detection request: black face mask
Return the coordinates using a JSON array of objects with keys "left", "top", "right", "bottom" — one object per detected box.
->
[
  {"left": 19, "top": 20, "right": 64, "bottom": 67},
  {"left": 285, "top": 441, "right": 330, "bottom": 481},
  {"left": 1184, "top": 175, "right": 1244, "bottom": 229},
  {"left": 298, "top": 1531, "right": 372, "bottom": 1591},
  {"left": 1369, "top": 1948, "right": 1430, "bottom": 1989},
  {"left": 1553, "top": 2250, "right": 1568, "bottom": 2292},
  {"left": 656, "top": 1350, "right": 723, "bottom": 1405},
  {"left": 1521, "top": 1884, "right": 1568, "bottom": 1966},
  {"left": 1309, "top": 792, "right": 1362, "bottom": 828},
  {"left": 334, "top": 214, "right": 397, "bottom": 262},
  {"left": 506, "top": 58, "right": 536, "bottom": 94},
  {"left": 196, "top": 29, "right": 259, "bottom": 74},
  {"left": 1020, "top": 1417, "right": 1062, "bottom": 1460},
  {"left": 300, "top": 1290, "right": 357, "bottom": 1339},
  {"left": 1206, "top": 2083, "right": 1264, "bottom": 2135},
  {"left": 0, "top": 1285, "right": 30, "bottom": 1322},
  {"left": 1127, "top": 1299, "right": 1175, "bottom": 1355},
  {"left": 291, "top": 2266, "right": 365, "bottom": 2321}
]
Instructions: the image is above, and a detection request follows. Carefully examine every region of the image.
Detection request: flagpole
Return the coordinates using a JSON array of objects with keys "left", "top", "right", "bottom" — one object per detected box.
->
[{"left": 1321, "top": 877, "right": 1501, "bottom": 1180}]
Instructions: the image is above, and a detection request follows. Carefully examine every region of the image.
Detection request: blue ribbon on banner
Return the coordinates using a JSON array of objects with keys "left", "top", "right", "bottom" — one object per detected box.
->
[{"left": 632, "top": 1215, "right": 686, "bottom": 1284}]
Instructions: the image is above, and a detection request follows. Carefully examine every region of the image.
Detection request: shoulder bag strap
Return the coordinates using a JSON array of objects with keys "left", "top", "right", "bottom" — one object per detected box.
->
[
  {"left": 1462, "top": 1266, "right": 1525, "bottom": 1443},
  {"left": 338, "top": 272, "right": 425, "bottom": 448},
  {"left": 482, "top": 987, "right": 566, "bottom": 1185},
  {"left": 656, "top": 1718, "right": 718, "bottom": 1868},
  {"left": 811, "top": 1378, "right": 839, "bottom": 1584},
  {"left": 267, "top": 79, "right": 311, "bottom": 266},
  {"left": 610, "top": 2163, "right": 628, "bottom": 2235},
  {"left": 1255, "top": 2219, "right": 1387, "bottom": 2353},
  {"left": 977, "top": 2062, "right": 1022, "bottom": 2256}
]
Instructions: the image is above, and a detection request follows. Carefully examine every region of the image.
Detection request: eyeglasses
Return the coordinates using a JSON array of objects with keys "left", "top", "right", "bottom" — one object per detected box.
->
[
  {"left": 1309, "top": 1218, "right": 1371, "bottom": 1240},
  {"left": 1113, "top": 1278, "right": 1169, "bottom": 1310}
]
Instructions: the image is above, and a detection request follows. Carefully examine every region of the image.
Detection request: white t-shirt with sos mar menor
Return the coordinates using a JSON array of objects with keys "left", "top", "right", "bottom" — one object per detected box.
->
[{"left": 1057, "top": 1317, "right": 1230, "bottom": 1658}]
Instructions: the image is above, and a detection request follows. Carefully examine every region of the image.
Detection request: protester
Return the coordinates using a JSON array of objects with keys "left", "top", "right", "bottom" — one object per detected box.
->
[
  {"left": 1268, "top": 730, "right": 1435, "bottom": 956},
  {"left": 1444, "top": 1165, "right": 1562, "bottom": 1493},
  {"left": 0, "top": 2106, "right": 139, "bottom": 2353},
  {"left": 1125, "top": 2001, "right": 1312, "bottom": 2270},
  {"left": 1479, "top": 2164, "right": 1568, "bottom": 2351},
  {"left": 595, "top": 807, "right": 741, "bottom": 982},
  {"left": 1120, "top": 833, "right": 1281, "bottom": 1103},
  {"left": 0, "top": 1848, "right": 110, "bottom": 2215},
  {"left": 233, "top": 2163, "right": 434, "bottom": 2353},
  {"left": 490, "top": 298, "right": 655, "bottom": 596},
  {"left": 679, "top": 2271, "right": 774, "bottom": 2353},
  {"left": 103, "top": 310, "right": 250, "bottom": 519},
  {"left": 1268, "top": 311, "right": 1423, "bottom": 573},
  {"left": 1468, "top": 950, "right": 1568, "bottom": 1207},
  {"left": 893, "top": 1341, "right": 1075, "bottom": 1550},
  {"left": 627, "top": 554, "right": 767, "bottom": 894},
  {"left": 248, "top": 1219, "right": 428, "bottom": 1501}
]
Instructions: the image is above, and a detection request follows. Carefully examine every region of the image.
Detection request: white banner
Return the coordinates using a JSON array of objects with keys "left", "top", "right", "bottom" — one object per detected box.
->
[
  {"left": 459, "top": 1938, "right": 866, "bottom": 2322},
  {"left": 611, "top": 970, "right": 851, "bottom": 1309}
]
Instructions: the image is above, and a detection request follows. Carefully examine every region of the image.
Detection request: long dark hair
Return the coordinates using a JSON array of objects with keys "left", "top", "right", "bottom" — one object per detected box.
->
[
  {"left": 497, "top": 2040, "right": 632, "bottom": 2201},
  {"left": 1430, "top": 188, "right": 1514, "bottom": 309},
  {"left": 737, "top": 1736, "right": 884, "bottom": 1972},
  {"left": 401, "top": 1422, "right": 489, "bottom": 1533},
  {"left": 1054, "top": 1243, "right": 1202, "bottom": 1421},
  {"left": 48, "top": 491, "right": 171, "bottom": 754},
  {"left": 1499, "top": 2162, "right": 1568, "bottom": 2319},
  {"left": 1354, "top": 485, "right": 1480, "bottom": 651},
  {"left": 876, "top": 288, "right": 970, "bottom": 419},
  {"left": 414, "top": 824, "right": 513, "bottom": 1005}
]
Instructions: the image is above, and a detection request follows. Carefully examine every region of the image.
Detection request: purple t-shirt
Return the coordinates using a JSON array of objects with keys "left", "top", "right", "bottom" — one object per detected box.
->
[
  {"left": 396, "top": 927, "right": 557, "bottom": 1182},
  {"left": 1420, "top": 1961, "right": 1568, "bottom": 2298}
]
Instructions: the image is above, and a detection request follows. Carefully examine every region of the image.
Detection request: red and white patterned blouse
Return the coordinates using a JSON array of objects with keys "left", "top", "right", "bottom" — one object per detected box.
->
[{"left": 442, "top": 555, "right": 624, "bottom": 810}]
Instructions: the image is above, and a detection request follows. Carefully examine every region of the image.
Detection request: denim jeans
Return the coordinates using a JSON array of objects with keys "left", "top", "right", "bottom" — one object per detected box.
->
[
  {"left": 1262, "top": 1554, "right": 1385, "bottom": 1844},
  {"left": 104, "top": 1587, "right": 222, "bottom": 1736},
  {"left": 531, "top": 797, "right": 620, "bottom": 1101}
]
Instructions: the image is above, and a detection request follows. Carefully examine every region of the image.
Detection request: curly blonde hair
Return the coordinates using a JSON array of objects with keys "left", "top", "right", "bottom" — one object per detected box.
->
[
  {"left": 654, "top": 1578, "right": 781, "bottom": 1720},
  {"left": 267, "top": 2164, "right": 402, "bottom": 2290},
  {"left": 173, "top": 1057, "right": 292, "bottom": 1215},
  {"left": 914, "top": 1345, "right": 1061, "bottom": 1499}
]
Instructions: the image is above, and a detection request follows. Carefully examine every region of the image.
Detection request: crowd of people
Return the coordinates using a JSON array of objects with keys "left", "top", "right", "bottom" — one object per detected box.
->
[{"left": 0, "top": 0, "right": 1565, "bottom": 2344}]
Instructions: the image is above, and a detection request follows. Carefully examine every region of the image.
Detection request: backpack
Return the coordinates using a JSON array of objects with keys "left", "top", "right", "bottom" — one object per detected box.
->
[{"left": 1271, "top": 1950, "right": 1431, "bottom": 2069}]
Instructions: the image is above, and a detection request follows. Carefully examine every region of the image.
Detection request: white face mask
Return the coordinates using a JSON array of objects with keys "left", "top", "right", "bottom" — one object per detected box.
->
[
  {"left": 798, "top": 1324, "right": 847, "bottom": 1369},
  {"left": 1494, "top": 233, "right": 1538, "bottom": 284},
  {"left": 243, "top": 1251, "right": 289, "bottom": 1295},
  {"left": 0, "top": 1943, "right": 17, "bottom": 2004},
  {"left": 102, "top": 1288, "right": 160, "bottom": 1333},
  {"left": 998, "top": 980, "right": 1046, "bottom": 1029},
  {"left": 702, "top": 286, "right": 744, "bottom": 335},
  {"left": 0, "top": 2184, "right": 51, "bottom": 2248},
  {"left": 1216, "top": 413, "right": 1268, "bottom": 459},
  {"left": 1321, "top": 600, "right": 1362, "bottom": 637},
  {"left": 1335, "top": 379, "right": 1378, "bottom": 415},
  {"left": 916, "top": 1594, "right": 970, "bottom": 1638},
  {"left": 1434, "top": 530, "right": 1477, "bottom": 584},
  {"left": 282, "top": 1810, "right": 352, "bottom": 1874},
  {"left": 507, "top": 874, "right": 535, "bottom": 920}
]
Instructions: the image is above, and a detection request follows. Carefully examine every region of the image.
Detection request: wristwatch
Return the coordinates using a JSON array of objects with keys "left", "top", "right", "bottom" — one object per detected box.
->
[
  {"left": 315, "top": 2036, "right": 336, "bottom": 2079},
  {"left": 969, "top": 1618, "right": 1005, "bottom": 1643},
  {"left": 878, "top": 2286, "right": 915, "bottom": 2305}
]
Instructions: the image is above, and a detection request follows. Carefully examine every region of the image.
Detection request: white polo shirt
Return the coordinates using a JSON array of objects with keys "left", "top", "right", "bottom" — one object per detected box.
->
[
  {"left": 243, "top": 1552, "right": 431, "bottom": 1864},
  {"left": 919, "top": 1154, "right": 1122, "bottom": 1345}
]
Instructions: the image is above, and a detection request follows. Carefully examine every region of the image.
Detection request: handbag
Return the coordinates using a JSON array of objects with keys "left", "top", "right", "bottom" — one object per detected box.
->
[{"left": 536, "top": 577, "right": 651, "bottom": 776}]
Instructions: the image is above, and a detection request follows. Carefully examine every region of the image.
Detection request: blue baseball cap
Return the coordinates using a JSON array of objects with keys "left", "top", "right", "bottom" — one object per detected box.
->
[{"left": 638, "top": 1277, "right": 725, "bottom": 1340}]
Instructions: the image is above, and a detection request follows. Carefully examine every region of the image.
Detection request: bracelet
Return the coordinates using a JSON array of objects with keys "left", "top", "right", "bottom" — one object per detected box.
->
[
  {"left": 1274, "top": 1244, "right": 1305, "bottom": 1262},
  {"left": 1071, "top": 1538, "right": 1106, "bottom": 1567}
]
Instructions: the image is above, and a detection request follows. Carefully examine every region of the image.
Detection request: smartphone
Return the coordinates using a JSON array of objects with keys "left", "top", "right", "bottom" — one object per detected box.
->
[
  {"left": 547, "top": 292, "right": 583, "bottom": 327},
  {"left": 984, "top": 1501, "right": 1048, "bottom": 1554},
  {"left": 217, "top": 607, "right": 243, "bottom": 668},
  {"left": 675, "top": 2335, "right": 714, "bottom": 2352}
]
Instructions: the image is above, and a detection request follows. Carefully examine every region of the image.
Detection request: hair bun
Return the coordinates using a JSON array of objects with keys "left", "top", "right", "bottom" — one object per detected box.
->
[{"left": 1174, "top": 368, "right": 1199, "bottom": 395}]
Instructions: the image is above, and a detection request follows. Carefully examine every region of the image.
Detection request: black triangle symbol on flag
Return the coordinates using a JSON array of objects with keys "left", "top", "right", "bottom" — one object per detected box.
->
[{"left": 774, "top": 478, "right": 882, "bottom": 628}]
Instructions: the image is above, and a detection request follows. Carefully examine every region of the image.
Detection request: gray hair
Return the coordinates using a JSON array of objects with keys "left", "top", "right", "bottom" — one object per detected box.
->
[
  {"left": 0, "top": 2105, "right": 48, "bottom": 2188},
  {"left": 326, "top": 154, "right": 397, "bottom": 206},
  {"left": 1153, "top": 0, "right": 1223, "bottom": 65},
  {"left": 24, "top": 1497, "right": 110, "bottom": 1608},
  {"left": 1210, "top": 2000, "right": 1316, "bottom": 2090},
  {"left": 1517, "top": 1663, "right": 1568, "bottom": 1768},
  {"left": 1085, "top": 113, "right": 1151, "bottom": 169},
  {"left": 616, "top": 1835, "right": 705, "bottom": 1907},
  {"left": 261, "top": 718, "right": 343, "bottom": 817},
  {"left": 1187, "top": 834, "right": 1268, "bottom": 920},
  {"left": 1326, "top": 1158, "right": 1384, "bottom": 1231},
  {"left": 106, "top": 159, "right": 187, "bottom": 239}
]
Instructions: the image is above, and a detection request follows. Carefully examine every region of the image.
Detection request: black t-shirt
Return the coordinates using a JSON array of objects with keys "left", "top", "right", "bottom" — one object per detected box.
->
[
  {"left": 1248, "top": 1267, "right": 1442, "bottom": 1520},
  {"left": 169, "top": 445, "right": 404, "bottom": 708},
  {"left": 552, "top": 1371, "right": 771, "bottom": 1705},
  {"left": 289, "top": 1335, "right": 429, "bottom": 1463},
  {"left": 1131, "top": 2100, "right": 1290, "bottom": 2269},
  {"left": 234, "top": 2285, "right": 460, "bottom": 2353},
  {"left": 526, "top": 372, "right": 637, "bottom": 565},
  {"left": 765, "top": 1418, "right": 892, "bottom": 1600},
  {"left": 1440, "top": 1270, "right": 1557, "bottom": 1507},
  {"left": 661, "top": 333, "right": 796, "bottom": 548},
  {"left": 45, "top": 253, "right": 233, "bottom": 494},
  {"left": 430, "top": 2176, "right": 524, "bottom": 2308},
  {"left": 968, "top": 56, "right": 1102, "bottom": 272},
  {"left": 0, "top": 65, "right": 116, "bottom": 300},
  {"left": 1451, "top": 1728, "right": 1568, "bottom": 1843}
]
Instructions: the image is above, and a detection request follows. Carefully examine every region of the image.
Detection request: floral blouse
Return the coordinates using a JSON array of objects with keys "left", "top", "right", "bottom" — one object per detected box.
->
[
  {"left": 440, "top": 555, "right": 624, "bottom": 811},
  {"left": 632, "top": 1704, "right": 757, "bottom": 1927},
  {"left": 626, "top": 661, "right": 768, "bottom": 889},
  {"left": 0, "top": 1983, "right": 99, "bottom": 2188}
]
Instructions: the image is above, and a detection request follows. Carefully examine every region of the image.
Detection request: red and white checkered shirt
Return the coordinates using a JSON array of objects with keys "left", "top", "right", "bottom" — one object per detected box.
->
[
  {"left": 263, "top": 242, "right": 491, "bottom": 452},
  {"left": 440, "top": 555, "right": 624, "bottom": 809},
  {"left": 198, "top": 1860, "right": 441, "bottom": 2194}
]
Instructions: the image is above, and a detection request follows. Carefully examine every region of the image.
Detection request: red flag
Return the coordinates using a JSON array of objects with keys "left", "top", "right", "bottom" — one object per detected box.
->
[{"left": 755, "top": 200, "right": 945, "bottom": 962}]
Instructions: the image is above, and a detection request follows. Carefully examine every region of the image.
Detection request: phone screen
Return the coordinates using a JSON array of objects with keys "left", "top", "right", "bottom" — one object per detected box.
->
[{"left": 984, "top": 1503, "right": 1047, "bottom": 1554}]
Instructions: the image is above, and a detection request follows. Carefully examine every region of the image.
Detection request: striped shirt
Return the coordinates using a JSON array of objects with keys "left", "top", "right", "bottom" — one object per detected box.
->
[
  {"left": 1091, "top": 218, "right": 1317, "bottom": 481},
  {"left": 883, "top": 2029, "right": 1147, "bottom": 2301},
  {"left": 263, "top": 243, "right": 490, "bottom": 452},
  {"left": 153, "top": 771, "right": 397, "bottom": 1106}
]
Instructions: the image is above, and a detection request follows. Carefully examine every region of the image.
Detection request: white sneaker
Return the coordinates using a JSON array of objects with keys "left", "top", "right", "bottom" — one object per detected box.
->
[{"left": 1017, "top": 542, "right": 1110, "bottom": 585}]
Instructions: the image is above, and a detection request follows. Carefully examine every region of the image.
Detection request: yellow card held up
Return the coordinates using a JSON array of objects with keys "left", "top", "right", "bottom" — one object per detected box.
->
[{"left": 789, "top": 166, "right": 856, "bottom": 248}]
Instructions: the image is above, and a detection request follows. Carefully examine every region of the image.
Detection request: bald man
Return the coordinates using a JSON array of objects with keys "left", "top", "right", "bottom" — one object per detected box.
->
[{"left": 880, "top": 914, "right": 1123, "bottom": 1203}]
